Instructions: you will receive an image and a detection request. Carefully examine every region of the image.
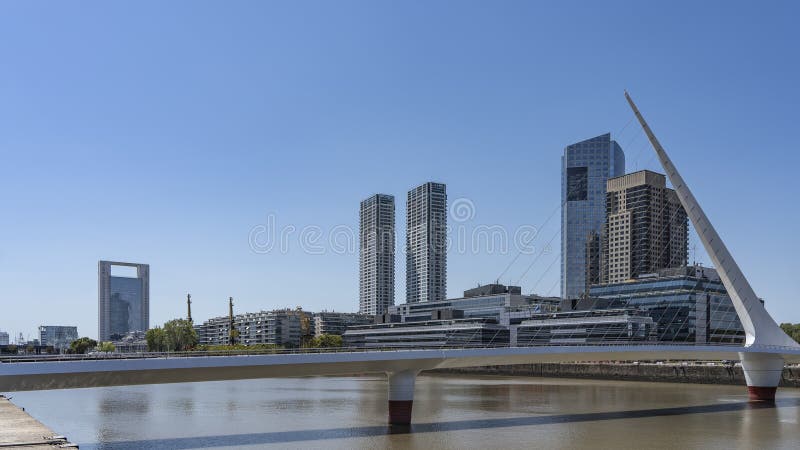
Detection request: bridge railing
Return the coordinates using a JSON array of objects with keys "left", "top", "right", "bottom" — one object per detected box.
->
[{"left": 3, "top": 341, "right": 797, "bottom": 363}]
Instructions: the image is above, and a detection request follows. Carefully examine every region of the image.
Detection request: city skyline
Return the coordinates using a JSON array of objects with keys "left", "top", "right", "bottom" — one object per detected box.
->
[{"left": 2, "top": 2, "right": 800, "bottom": 340}]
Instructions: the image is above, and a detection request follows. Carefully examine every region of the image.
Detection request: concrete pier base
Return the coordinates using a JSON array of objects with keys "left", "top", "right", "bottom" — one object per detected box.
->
[
  {"left": 747, "top": 386, "right": 778, "bottom": 402},
  {"left": 387, "top": 370, "right": 418, "bottom": 425},
  {"left": 740, "top": 352, "right": 784, "bottom": 402},
  {"left": 388, "top": 400, "right": 414, "bottom": 425}
]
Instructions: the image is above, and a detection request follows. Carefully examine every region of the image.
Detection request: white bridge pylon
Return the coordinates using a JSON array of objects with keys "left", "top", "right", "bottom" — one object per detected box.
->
[
  {"left": 625, "top": 91, "right": 799, "bottom": 405},
  {"left": 624, "top": 91, "right": 798, "bottom": 350}
]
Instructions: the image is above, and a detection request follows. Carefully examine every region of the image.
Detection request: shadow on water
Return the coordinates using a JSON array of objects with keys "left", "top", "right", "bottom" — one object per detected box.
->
[{"left": 85, "top": 398, "right": 800, "bottom": 449}]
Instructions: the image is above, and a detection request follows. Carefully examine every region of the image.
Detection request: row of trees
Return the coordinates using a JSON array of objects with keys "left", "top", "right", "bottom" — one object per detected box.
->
[
  {"left": 146, "top": 319, "right": 198, "bottom": 352},
  {"left": 307, "top": 334, "right": 343, "bottom": 348},
  {"left": 68, "top": 337, "right": 115, "bottom": 354},
  {"left": 62, "top": 321, "right": 345, "bottom": 355},
  {"left": 780, "top": 323, "right": 800, "bottom": 344}
]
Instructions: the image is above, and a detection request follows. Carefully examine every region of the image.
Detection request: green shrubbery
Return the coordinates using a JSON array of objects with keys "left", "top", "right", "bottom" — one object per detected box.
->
[
  {"left": 98, "top": 341, "right": 116, "bottom": 352},
  {"left": 780, "top": 323, "right": 800, "bottom": 343},
  {"left": 69, "top": 337, "right": 97, "bottom": 354},
  {"left": 146, "top": 319, "right": 198, "bottom": 352},
  {"left": 307, "top": 334, "right": 343, "bottom": 348},
  {"left": 194, "top": 343, "right": 283, "bottom": 352}
]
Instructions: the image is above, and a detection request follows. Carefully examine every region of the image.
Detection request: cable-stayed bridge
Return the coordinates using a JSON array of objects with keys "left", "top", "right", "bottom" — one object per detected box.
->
[{"left": 2, "top": 93, "right": 798, "bottom": 425}]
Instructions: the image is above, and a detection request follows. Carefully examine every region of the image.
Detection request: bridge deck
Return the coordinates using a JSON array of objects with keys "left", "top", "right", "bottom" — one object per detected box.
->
[{"left": 2, "top": 345, "right": 799, "bottom": 392}]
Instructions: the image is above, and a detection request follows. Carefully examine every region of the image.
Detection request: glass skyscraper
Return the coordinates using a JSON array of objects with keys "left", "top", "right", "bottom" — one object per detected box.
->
[
  {"left": 561, "top": 133, "right": 625, "bottom": 300},
  {"left": 98, "top": 261, "right": 150, "bottom": 341}
]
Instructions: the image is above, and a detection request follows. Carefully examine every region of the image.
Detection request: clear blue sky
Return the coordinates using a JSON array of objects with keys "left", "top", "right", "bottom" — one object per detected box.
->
[{"left": 2, "top": 1, "right": 799, "bottom": 340}]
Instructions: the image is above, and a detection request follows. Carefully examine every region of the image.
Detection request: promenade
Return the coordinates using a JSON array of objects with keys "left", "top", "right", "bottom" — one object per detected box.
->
[{"left": 0, "top": 395, "right": 77, "bottom": 448}]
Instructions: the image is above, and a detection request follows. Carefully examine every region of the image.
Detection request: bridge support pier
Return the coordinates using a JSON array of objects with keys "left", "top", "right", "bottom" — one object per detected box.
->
[
  {"left": 739, "top": 352, "right": 784, "bottom": 402},
  {"left": 387, "top": 369, "right": 418, "bottom": 426}
]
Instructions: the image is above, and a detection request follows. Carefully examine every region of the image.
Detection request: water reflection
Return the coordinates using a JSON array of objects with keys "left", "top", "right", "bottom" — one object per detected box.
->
[
  {"left": 82, "top": 399, "right": 798, "bottom": 450},
  {"left": 8, "top": 376, "right": 800, "bottom": 450}
]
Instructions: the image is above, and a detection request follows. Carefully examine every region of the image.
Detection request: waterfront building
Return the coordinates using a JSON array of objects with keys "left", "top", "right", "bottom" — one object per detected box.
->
[
  {"left": 37, "top": 325, "right": 78, "bottom": 351},
  {"left": 603, "top": 170, "right": 688, "bottom": 284},
  {"left": 313, "top": 312, "right": 374, "bottom": 337},
  {"left": 359, "top": 194, "right": 396, "bottom": 315},
  {"left": 98, "top": 261, "right": 150, "bottom": 342},
  {"left": 344, "top": 308, "right": 655, "bottom": 348},
  {"left": 344, "top": 318, "right": 509, "bottom": 349},
  {"left": 514, "top": 309, "right": 656, "bottom": 345},
  {"left": 588, "top": 265, "right": 744, "bottom": 344},
  {"left": 111, "top": 330, "right": 147, "bottom": 353},
  {"left": 406, "top": 182, "right": 447, "bottom": 303},
  {"left": 389, "top": 284, "right": 560, "bottom": 325},
  {"left": 195, "top": 309, "right": 312, "bottom": 348},
  {"left": 561, "top": 133, "right": 625, "bottom": 300},
  {"left": 346, "top": 284, "right": 562, "bottom": 348},
  {"left": 0, "top": 331, "right": 8, "bottom": 346}
]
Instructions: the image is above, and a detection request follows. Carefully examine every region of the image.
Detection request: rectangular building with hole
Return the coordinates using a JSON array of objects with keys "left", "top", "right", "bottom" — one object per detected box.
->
[{"left": 98, "top": 261, "right": 150, "bottom": 342}]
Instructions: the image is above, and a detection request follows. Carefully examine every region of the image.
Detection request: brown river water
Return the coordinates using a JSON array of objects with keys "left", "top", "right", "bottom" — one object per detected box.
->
[{"left": 9, "top": 374, "right": 800, "bottom": 449}]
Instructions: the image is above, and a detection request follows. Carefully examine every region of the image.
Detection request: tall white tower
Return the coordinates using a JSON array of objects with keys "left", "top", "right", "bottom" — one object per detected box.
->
[
  {"left": 406, "top": 182, "right": 447, "bottom": 303},
  {"left": 359, "top": 194, "right": 395, "bottom": 315}
]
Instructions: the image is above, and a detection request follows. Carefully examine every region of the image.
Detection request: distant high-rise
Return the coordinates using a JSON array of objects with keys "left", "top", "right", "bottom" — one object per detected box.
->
[
  {"left": 98, "top": 261, "right": 150, "bottom": 342},
  {"left": 406, "top": 182, "right": 447, "bottom": 303},
  {"left": 602, "top": 170, "right": 688, "bottom": 284},
  {"left": 561, "top": 133, "right": 625, "bottom": 300},
  {"left": 359, "top": 194, "right": 396, "bottom": 315},
  {"left": 0, "top": 331, "right": 8, "bottom": 346},
  {"left": 38, "top": 325, "right": 78, "bottom": 351}
]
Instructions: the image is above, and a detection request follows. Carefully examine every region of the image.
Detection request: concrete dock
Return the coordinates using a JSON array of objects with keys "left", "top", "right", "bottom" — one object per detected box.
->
[{"left": 0, "top": 395, "right": 77, "bottom": 448}]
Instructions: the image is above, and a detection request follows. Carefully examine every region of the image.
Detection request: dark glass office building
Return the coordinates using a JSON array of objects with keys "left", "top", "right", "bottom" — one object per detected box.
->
[
  {"left": 561, "top": 133, "right": 625, "bottom": 300},
  {"left": 587, "top": 265, "right": 744, "bottom": 344}
]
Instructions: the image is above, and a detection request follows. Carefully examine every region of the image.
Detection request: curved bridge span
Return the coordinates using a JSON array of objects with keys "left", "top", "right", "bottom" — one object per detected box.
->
[
  {"left": 2, "top": 345, "right": 800, "bottom": 393},
  {"left": 2, "top": 345, "right": 799, "bottom": 424}
]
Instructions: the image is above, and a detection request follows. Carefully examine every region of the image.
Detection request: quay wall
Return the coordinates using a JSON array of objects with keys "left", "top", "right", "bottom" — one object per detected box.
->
[{"left": 431, "top": 363, "right": 800, "bottom": 387}]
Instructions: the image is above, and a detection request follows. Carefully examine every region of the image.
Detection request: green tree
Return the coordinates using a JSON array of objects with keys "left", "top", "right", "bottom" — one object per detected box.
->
[
  {"left": 780, "top": 323, "right": 800, "bottom": 344},
  {"left": 146, "top": 327, "right": 166, "bottom": 352},
  {"left": 195, "top": 343, "right": 282, "bottom": 353},
  {"left": 98, "top": 341, "right": 116, "bottom": 353},
  {"left": 163, "top": 319, "right": 198, "bottom": 351},
  {"left": 70, "top": 337, "right": 98, "bottom": 354},
  {"left": 147, "top": 319, "right": 198, "bottom": 352},
  {"left": 309, "top": 334, "right": 343, "bottom": 348}
]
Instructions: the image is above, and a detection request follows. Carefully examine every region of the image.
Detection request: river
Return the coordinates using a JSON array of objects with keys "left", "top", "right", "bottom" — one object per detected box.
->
[{"left": 9, "top": 374, "right": 800, "bottom": 449}]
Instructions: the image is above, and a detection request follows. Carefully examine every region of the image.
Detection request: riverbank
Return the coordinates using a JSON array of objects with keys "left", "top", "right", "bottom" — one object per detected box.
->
[
  {"left": 0, "top": 394, "right": 77, "bottom": 448},
  {"left": 432, "top": 362, "right": 800, "bottom": 387}
]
